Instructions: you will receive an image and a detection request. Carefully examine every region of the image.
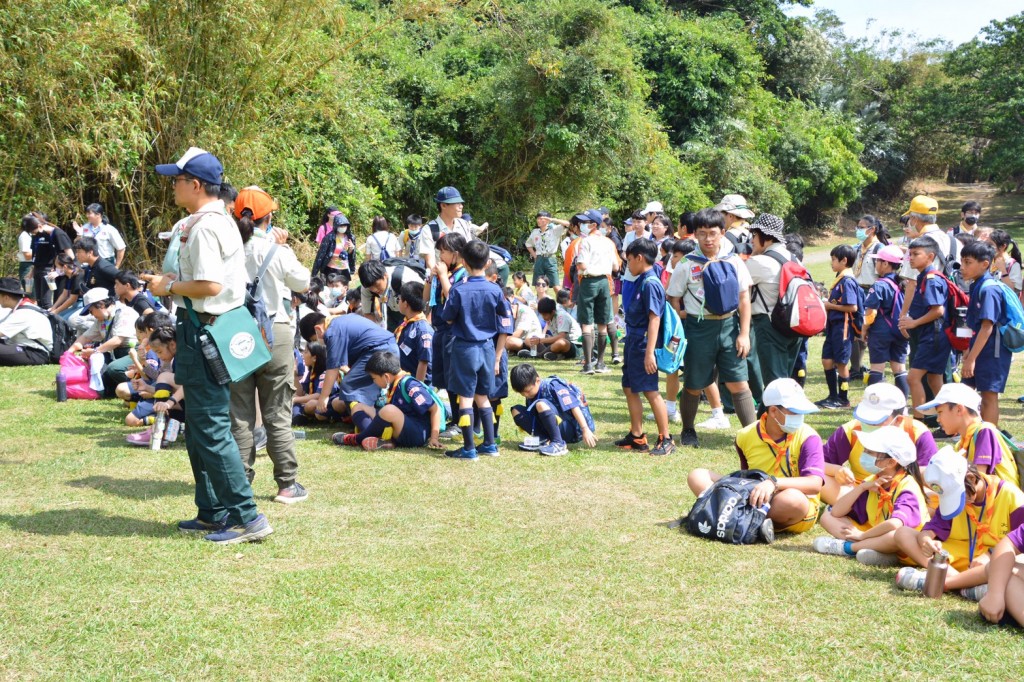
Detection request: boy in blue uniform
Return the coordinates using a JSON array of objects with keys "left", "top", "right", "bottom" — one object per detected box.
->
[
  {"left": 394, "top": 281, "right": 433, "bottom": 384},
  {"left": 616, "top": 238, "right": 673, "bottom": 456},
  {"left": 482, "top": 261, "right": 510, "bottom": 443},
  {"left": 333, "top": 351, "right": 444, "bottom": 451},
  {"left": 509, "top": 363, "right": 596, "bottom": 457},
  {"left": 862, "top": 244, "right": 910, "bottom": 395},
  {"left": 898, "top": 237, "right": 952, "bottom": 420},
  {"left": 440, "top": 239, "right": 514, "bottom": 459},
  {"left": 817, "top": 245, "right": 863, "bottom": 409},
  {"left": 426, "top": 233, "right": 467, "bottom": 417},
  {"left": 959, "top": 240, "right": 1012, "bottom": 425},
  {"left": 299, "top": 311, "right": 399, "bottom": 421}
]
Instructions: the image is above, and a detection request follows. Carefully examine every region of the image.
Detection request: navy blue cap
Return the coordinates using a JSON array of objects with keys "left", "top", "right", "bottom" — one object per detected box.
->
[
  {"left": 435, "top": 186, "right": 464, "bottom": 204},
  {"left": 584, "top": 209, "right": 603, "bottom": 224},
  {"left": 332, "top": 214, "right": 350, "bottom": 227},
  {"left": 462, "top": 212, "right": 473, "bottom": 223},
  {"left": 155, "top": 147, "right": 223, "bottom": 185}
]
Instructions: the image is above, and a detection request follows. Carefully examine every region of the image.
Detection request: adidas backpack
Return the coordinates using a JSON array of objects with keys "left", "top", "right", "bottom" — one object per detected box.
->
[{"left": 683, "top": 470, "right": 776, "bottom": 545}]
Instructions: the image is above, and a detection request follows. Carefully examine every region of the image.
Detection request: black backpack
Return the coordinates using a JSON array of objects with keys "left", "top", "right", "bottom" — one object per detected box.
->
[
  {"left": 682, "top": 470, "right": 776, "bottom": 545},
  {"left": 725, "top": 230, "right": 753, "bottom": 256},
  {"left": 22, "top": 304, "right": 75, "bottom": 363}
]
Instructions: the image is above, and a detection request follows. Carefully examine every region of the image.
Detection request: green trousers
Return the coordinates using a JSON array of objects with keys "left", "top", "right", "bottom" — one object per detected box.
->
[
  {"left": 752, "top": 314, "right": 803, "bottom": 389},
  {"left": 175, "top": 310, "right": 258, "bottom": 526}
]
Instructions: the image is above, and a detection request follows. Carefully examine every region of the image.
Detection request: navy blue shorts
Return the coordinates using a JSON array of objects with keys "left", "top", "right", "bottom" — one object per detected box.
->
[
  {"left": 821, "top": 322, "right": 853, "bottom": 364},
  {"left": 511, "top": 400, "right": 589, "bottom": 443},
  {"left": 432, "top": 327, "right": 451, "bottom": 392},
  {"left": 448, "top": 338, "right": 496, "bottom": 398},
  {"left": 130, "top": 399, "right": 156, "bottom": 421},
  {"left": 910, "top": 329, "right": 951, "bottom": 375},
  {"left": 867, "top": 327, "right": 909, "bottom": 364},
  {"left": 339, "top": 343, "right": 396, "bottom": 406},
  {"left": 394, "top": 413, "right": 431, "bottom": 447},
  {"left": 965, "top": 348, "right": 1013, "bottom": 393},
  {"left": 489, "top": 347, "right": 509, "bottom": 401},
  {"left": 621, "top": 334, "right": 660, "bottom": 394}
]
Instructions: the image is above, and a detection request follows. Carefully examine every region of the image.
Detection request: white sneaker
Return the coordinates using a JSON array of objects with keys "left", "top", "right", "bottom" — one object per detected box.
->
[
  {"left": 895, "top": 567, "right": 927, "bottom": 592},
  {"left": 856, "top": 549, "right": 901, "bottom": 567},
  {"left": 697, "top": 413, "right": 731, "bottom": 430},
  {"left": 812, "top": 537, "right": 851, "bottom": 557},
  {"left": 960, "top": 584, "right": 989, "bottom": 602},
  {"left": 647, "top": 410, "right": 682, "bottom": 424}
]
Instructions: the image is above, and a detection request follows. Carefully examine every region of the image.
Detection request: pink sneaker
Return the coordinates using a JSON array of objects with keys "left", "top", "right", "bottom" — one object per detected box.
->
[{"left": 126, "top": 428, "right": 152, "bottom": 447}]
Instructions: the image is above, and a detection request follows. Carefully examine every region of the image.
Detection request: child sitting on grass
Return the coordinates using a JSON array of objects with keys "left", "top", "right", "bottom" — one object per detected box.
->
[
  {"left": 333, "top": 351, "right": 444, "bottom": 451},
  {"left": 125, "top": 326, "right": 185, "bottom": 446},
  {"left": 293, "top": 341, "right": 328, "bottom": 425},
  {"left": 509, "top": 363, "right": 596, "bottom": 457}
]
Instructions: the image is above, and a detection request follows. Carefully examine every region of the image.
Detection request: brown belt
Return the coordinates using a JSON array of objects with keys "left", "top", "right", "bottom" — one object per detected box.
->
[{"left": 702, "top": 311, "right": 736, "bottom": 320}]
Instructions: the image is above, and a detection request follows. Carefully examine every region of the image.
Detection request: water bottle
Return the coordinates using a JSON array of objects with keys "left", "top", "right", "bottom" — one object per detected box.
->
[
  {"left": 164, "top": 418, "right": 181, "bottom": 443},
  {"left": 56, "top": 371, "right": 68, "bottom": 402},
  {"left": 151, "top": 412, "right": 166, "bottom": 451},
  {"left": 293, "top": 429, "right": 306, "bottom": 440},
  {"left": 923, "top": 549, "right": 949, "bottom": 598},
  {"left": 667, "top": 335, "right": 680, "bottom": 354},
  {"left": 198, "top": 331, "right": 231, "bottom": 385}
]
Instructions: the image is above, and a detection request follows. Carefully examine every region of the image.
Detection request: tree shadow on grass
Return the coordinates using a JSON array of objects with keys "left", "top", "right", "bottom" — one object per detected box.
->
[
  {"left": 0, "top": 508, "right": 170, "bottom": 537},
  {"left": 67, "top": 476, "right": 192, "bottom": 500}
]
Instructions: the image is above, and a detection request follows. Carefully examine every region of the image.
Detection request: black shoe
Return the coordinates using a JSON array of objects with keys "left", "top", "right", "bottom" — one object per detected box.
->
[
  {"left": 849, "top": 369, "right": 864, "bottom": 382},
  {"left": 679, "top": 428, "right": 699, "bottom": 447},
  {"left": 814, "top": 397, "right": 839, "bottom": 409},
  {"left": 650, "top": 436, "right": 675, "bottom": 456},
  {"left": 759, "top": 518, "right": 775, "bottom": 544},
  {"left": 613, "top": 432, "right": 648, "bottom": 451}
]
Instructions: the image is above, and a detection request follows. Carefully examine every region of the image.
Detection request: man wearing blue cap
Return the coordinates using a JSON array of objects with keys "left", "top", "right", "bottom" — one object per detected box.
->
[
  {"left": 574, "top": 209, "right": 620, "bottom": 375},
  {"left": 418, "top": 186, "right": 485, "bottom": 270},
  {"left": 147, "top": 147, "right": 272, "bottom": 545}
]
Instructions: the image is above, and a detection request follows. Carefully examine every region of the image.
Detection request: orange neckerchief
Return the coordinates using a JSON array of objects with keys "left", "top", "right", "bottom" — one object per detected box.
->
[
  {"left": 394, "top": 313, "right": 426, "bottom": 342},
  {"left": 966, "top": 475, "right": 1001, "bottom": 561},
  {"left": 758, "top": 413, "right": 796, "bottom": 477},
  {"left": 872, "top": 471, "right": 906, "bottom": 519},
  {"left": 385, "top": 371, "right": 410, "bottom": 405},
  {"left": 956, "top": 420, "right": 983, "bottom": 457}
]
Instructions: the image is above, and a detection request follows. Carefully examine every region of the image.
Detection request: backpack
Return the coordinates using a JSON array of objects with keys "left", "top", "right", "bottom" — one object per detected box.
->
[
  {"left": 22, "top": 304, "right": 75, "bottom": 363},
  {"left": 397, "top": 375, "right": 449, "bottom": 430},
  {"left": 725, "top": 230, "right": 753, "bottom": 257},
  {"left": 382, "top": 258, "right": 427, "bottom": 294},
  {"left": 979, "top": 278, "right": 1024, "bottom": 355},
  {"left": 874, "top": 277, "right": 905, "bottom": 336},
  {"left": 488, "top": 244, "right": 512, "bottom": 264},
  {"left": 928, "top": 232, "right": 960, "bottom": 283},
  {"left": 682, "top": 470, "right": 776, "bottom": 545},
  {"left": 245, "top": 244, "right": 278, "bottom": 350},
  {"left": 753, "top": 250, "right": 826, "bottom": 338},
  {"left": 371, "top": 233, "right": 394, "bottom": 261},
  {"left": 924, "top": 270, "right": 971, "bottom": 352},
  {"left": 640, "top": 275, "right": 686, "bottom": 373},
  {"left": 700, "top": 259, "right": 741, "bottom": 316}
]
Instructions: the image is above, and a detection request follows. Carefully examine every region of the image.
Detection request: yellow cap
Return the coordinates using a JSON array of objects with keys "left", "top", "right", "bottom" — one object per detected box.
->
[{"left": 903, "top": 194, "right": 938, "bottom": 217}]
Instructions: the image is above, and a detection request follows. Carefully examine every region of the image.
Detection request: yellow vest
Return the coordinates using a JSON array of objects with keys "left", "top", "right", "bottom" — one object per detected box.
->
[
  {"left": 961, "top": 421, "right": 1020, "bottom": 487},
  {"left": 862, "top": 472, "right": 927, "bottom": 530},
  {"left": 943, "top": 475, "right": 1024, "bottom": 570},
  {"left": 842, "top": 416, "right": 927, "bottom": 482},
  {"left": 736, "top": 420, "right": 816, "bottom": 479}
]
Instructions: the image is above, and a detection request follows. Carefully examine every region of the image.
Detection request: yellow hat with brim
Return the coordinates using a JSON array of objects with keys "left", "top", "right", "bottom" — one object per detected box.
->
[{"left": 902, "top": 194, "right": 938, "bottom": 217}]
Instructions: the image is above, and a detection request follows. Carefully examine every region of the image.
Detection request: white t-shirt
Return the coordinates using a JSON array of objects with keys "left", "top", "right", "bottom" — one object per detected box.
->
[
  {"left": 364, "top": 231, "right": 403, "bottom": 261},
  {"left": 17, "top": 231, "right": 33, "bottom": 263},
  {"left": 243, "top": 239, "right": 311, "bottom": 324},
  {"left": 0, "top": 304, "right": 53, "bottom": 352}
]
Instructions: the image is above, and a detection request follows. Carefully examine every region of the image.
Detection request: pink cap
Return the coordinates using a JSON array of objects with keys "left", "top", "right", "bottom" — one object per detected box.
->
[{"left": 869, "top": 244, "right": 905, "bottom": 264}]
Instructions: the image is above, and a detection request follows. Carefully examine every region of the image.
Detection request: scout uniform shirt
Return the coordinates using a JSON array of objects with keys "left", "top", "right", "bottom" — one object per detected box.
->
[
  {"left": 527, "top": 224, "right": 565, "bottom": 259},
  {"left": 666, "top": 246, "right": 751, "bottom": 318},
  {"left": 848, "top": 471, "right": 927, "bottom": 532},
  {"left": 958, "top": 421, "right": 1020, "bottom": 487},
  {"left": 394, "top": 314, "right": 434, "bottom": 384},
  {"left": 174, "top": 199, "right": 246, "bottom": 315}
]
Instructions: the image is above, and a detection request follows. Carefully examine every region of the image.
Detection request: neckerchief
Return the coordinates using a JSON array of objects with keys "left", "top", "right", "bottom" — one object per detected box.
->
[
  {"left": 394, "top": 313, "right": 426, "bottom": 342},
  {"left": 829, "top": 267, "right": 854, "bottom": 295},
  {"left": 872, "top": 471, "right": 906, "bottom": 520},
  {"left": 386, "top": 372, "right": 410, "bottom": 405},
  {"left": 757, "top": 413, "right": 796, "bottom": 477},
  {"left": 966, "top": 475, "right": 1000, "bottom": 563},
  {"left": 956, "top": 420, "right": 983, "bottom": 458},
  {"left": 854, "top": 237, "right": 878, "bottom": 277}
]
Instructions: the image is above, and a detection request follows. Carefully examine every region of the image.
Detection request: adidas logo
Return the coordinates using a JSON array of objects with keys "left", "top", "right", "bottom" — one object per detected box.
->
[{"left": 697, "top": 521, "right": 711, "bottom": 534}]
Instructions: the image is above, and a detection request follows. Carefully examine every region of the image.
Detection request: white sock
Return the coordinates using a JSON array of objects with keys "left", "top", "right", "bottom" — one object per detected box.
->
[
  {"left": 710, "top": 407, "right": 725, "bottom": 418},
  {"left": 666, "top": 400, "right": 676, "bottom": 414}
]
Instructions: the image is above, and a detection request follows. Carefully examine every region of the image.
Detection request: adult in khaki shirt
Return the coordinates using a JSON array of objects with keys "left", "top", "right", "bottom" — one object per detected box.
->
[{"left": 574, "top": 209, "right": 620, "bottom": 375}]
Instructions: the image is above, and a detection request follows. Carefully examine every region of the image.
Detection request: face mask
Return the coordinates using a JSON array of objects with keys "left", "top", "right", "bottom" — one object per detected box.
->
[
  {"left": 599, "top": 227, "right": 609, "bottom": 236},
  {"left": 965, "top": 215, "right": 979, "bottom": 226},
  {"left": 860, "top": 452, "right": 882, "bottom": 475},
  {"left": 579, "top": 224, "right": 592, "bottom": 236},
  {"left": 408, "top": 229, "right": 420, "bottom": 238},
  {"left": 774, "top": 412, "right": 804, "bottom": 434},
  {"left": 855, "top": 228, "right": 867, "bottom": 242},
  {"left": 330, "top": 287, "right": 343, "bottom": 297}
]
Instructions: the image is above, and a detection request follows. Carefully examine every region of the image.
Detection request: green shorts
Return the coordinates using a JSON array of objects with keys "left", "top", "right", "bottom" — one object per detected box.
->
[
  {"left": 576, "top": 276, "right": 612, "bottom": 326},
  {"left": 682, "top": 315, "right": 748, "bottom": 390}
]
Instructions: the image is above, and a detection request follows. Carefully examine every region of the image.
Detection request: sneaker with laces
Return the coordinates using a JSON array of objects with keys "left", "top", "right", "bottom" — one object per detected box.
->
[
  {"left": 697, "top": 413, "right": 731, "bottom": 430},
  {"left": 539, "top": 441, "right": 569, "bottom": 457},
  {"left": 477, "top": 443, "right": 500, "bottom": 457},
  {"left": 204, "top": 513, "right": 273, "bottom": 545},
  {"left": 361, "top": 436, "right": 395, "bottom": 451},
  {"left": 814, "top": 397, "right": 840, "bottom": 409},
  {"left": 812, "top": 537, "right": 852, "bottom": 557},
  {"left": 614, "top": 432, "right": 648, "bottom": 451},
  {"left": 440, "top": 425, "right": 462, "bottom": 439},
  {"left": 518, "top": 436, "right": 544, "bottom": 452},
  {"left": 273, "top": 482, "right": 309, "bottom": 505},
  {"left": 543, "top": 351, "right": 565, "bottom": 361},
  {"left": 679, "top": 428, "right": 699, "bottom": 448},
  {"left": 610, "top": 354, "right": 623, "bottom": 365},
  {"left": 178, "top": 516, "right": 230, "bottom": 534},
  {"left": 332, "top": 432, "right": 358, "bottom": 446},
  {"left": 445, "top": 446, "right": 478, "bottom": 460},
  {"left": 516, "top": 349, "right": 534, "bottom": 358},
  {"left": 960, "top": 584, "right": 989, "bottom": 602},
  {"left": 895, "top": 567, "right": 927, "bottom": 592},
  {"left": 126, "top": 428, "right": 153, "bottom": 447},
  {"left": 580, "top": 364, "right": 596, "bottom": 375},
  {"left": 650, "top": 436, "right": 675, "bottom": 456},
  {"left": 594, "top": 361, "right": 610, "bottom": 374},
  {"left": 855, "top": 549, "right": 901, "bottom": 567}
]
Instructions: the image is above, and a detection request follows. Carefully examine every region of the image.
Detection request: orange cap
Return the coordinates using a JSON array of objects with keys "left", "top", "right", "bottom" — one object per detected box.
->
[{"left": 233, "top": 186, "right": 279, "bottom": 221}]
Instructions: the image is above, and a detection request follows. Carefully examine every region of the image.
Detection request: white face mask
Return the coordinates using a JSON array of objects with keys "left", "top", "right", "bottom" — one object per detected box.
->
[
  {"left": 579, "top": 224, "right": 592, "bottom": 236},
  {"left": 599, "top": 227, "right": 609, "bottom": 236},
  {"left": 774, "top": 411, "right": 804, "bottom": 434}
]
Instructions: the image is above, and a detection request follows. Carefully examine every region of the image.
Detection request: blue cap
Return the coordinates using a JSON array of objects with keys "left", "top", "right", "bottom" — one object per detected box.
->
[
  {"left": 584, "top": 209, "right": 603, "bottom": 224},
  {"left": 462, "top": 212, "right": 473, "bottom": 223},
  {"left": 435, "top": 186, "right": 464, "bottom": 204},
  {"left": 155, "top": 147, "right": 223, "bottom": 185},
  {"left": 573, "top": 212, "right": 592, "bottom": 223}
]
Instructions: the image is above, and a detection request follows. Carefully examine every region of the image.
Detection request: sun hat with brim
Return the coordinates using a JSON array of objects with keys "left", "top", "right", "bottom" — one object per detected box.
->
[
  {"left": 714, "top": 193, "right": 755, "bottom": 220},
  {"left": 762, "top": 378, "right": 819, "bottom": 415},
  {"left": 749, "top": 213, "right": 785, "bottom": 241},
  {"left": 868, "top": 244, "right": 906, "bottom": 265},
  {"left": 924, "top": 446, "right": 968, "bottom": 520},
  {"left": 917, "top": 383, "right": 981, "bottom": 415},
  {"left": 643, "top": 201, "right": 664, "bottom": 215},
  {"left": 902, "top": 194, "right": 939, "bottom": 217},
  {"left": 0, "top": 277, "right": 26, "bottom": 298},
  {"left": 82, "top": 287, "right": 111, "bottom": 309},
  {"left": 856, "top": 426, "right": 917, "bottom": 468},
  {"left": 854, "top": 383, "right": 907, "bottom": 425},
  {"left": 435, "top": 186, "right": 464, "bottom": 204},
  {"left": 155, "top": 147, "right": 224, "bottom": 186},
  {"left": 233, "top": 186, "right": 279, "bottom": 221}
]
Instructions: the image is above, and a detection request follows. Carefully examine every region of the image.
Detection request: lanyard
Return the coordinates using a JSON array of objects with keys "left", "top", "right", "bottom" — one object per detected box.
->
[
  {"left": 966, "top": 477, "right": 998, "bottom": 563},
  {"left": 386, "top": 372, "right": 410, "bottom": 405},
  {"left": 758, "top": 414, "right": 795, "bottom": 477}
]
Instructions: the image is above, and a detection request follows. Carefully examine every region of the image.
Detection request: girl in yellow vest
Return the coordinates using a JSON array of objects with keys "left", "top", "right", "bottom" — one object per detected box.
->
[
  {"left": 813, "top": 425, "right": 928, "bottom": 566},
  {"left": 979, "top": 519, "right": 1024, "bottom": 627},
  {"left": 921, "top": 383, "right": 1019, "bottom": 486},
  {"left": 894, "top": 447, "right": 1024, "bottom": 599},
  {"left": 687, "top": 378, "right": 824, "bottom": 534}
]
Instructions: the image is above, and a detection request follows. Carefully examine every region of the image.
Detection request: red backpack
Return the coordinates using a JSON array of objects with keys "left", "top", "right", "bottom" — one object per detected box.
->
[
  {"left": 753, "top": 250, "right": 827, "bottom": 338},
  {"left": 924, "top": 271, "right": 971, "bottom": 352}
]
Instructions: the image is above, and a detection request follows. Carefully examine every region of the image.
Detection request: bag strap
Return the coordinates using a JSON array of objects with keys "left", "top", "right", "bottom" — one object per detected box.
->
[
  {"left": 251, "top": 243, "right": 279, "bottom": 294},
  {"left": 751, "top": 248, "right": 790, "bottom": 310},
  {"left": 182, "top": 296, "right": 202, "bottom": 328}
]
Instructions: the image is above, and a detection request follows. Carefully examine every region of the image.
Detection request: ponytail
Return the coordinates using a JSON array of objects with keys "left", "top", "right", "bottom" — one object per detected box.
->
[{"left": 237, "top": 208, "right": 256, "bottom": 243}]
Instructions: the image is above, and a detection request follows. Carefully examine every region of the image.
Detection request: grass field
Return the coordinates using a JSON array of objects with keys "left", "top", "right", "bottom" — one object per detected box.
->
[{"left": 2, "top": 182, "right": 1024, "bottom": 680}]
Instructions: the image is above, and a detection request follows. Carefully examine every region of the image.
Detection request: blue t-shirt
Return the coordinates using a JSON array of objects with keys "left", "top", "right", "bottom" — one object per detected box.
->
[
  {"left": 397, "top": 318, "right": 434, "bottom": 383},
  {"left": 323, "top": 314, "right": 396, "bottom": 370},
  {"left": 626, "top": 272, "right": 666, "bottom": 339},
  {"left": 828, "top": 275, "right": 860, "bottom": 325},
  {"left": 968, "top": 272, "right": 1003, "bottom": 356},
  {"left": 440, "top": 276, "right": 514, "bottom": 342},
  {"left": 865, "top": 273, "right": 900, "bottom": 335},
  {"left": 391, "top": 376, "right": 435, "bottom": 417},
  {"left": 909, "top": 266, "right": 948, "bottom": 340},
  {"left": 531, "top": 377, "right": 584, "bottom": 417},
  {"left": 429, "top": 266, "right": 468, "bottom": 323}
]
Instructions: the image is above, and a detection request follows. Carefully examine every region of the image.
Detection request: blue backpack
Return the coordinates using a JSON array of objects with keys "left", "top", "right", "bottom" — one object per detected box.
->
[
  {"left": 398, "top": 375, "right": 449, "bottom": 430},
  {"left": 980, "top": 279, "right": 1024, "bottom": 354},
  {"left": 699, "top": 259, "right": 741, "bottom": 316},
  {"left": 641, "top": 275, "right": 686, "bottom": 373}
]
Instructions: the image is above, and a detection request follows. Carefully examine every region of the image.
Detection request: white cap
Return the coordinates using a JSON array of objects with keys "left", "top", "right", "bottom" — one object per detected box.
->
[
  {"left": 82, "top": 287, "right": 111, "bottom": 309},
  {"left": 918, "top": 383, "right": 982, "bottom": 415},
  {"left": 854, "top": 383, "right": 907, "bottom": 425},
  {"left": 856, "top": 426, "right": 917, "bottom": 467},
  {"left": 762, "top": 378, "right": 819, "bottom": 415},
  {"left": 642, "top": 201, "right": 664, "bottom": 215},
  {"left": 924, "top": 446, "right": 968, "bottom": 519}
]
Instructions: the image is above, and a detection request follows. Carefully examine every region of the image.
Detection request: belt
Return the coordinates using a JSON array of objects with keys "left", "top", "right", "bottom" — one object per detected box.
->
[
  {"left": 536, "top": 253, "right": 557, "bottom": 258},
  {"left": 702, "top": 311, "right": 736, "bottom": 320},
  {"left": 178, "top": 308, "right": 217, "bottom": 324},
  {"left": 582, "top": 274, "right": 610, "bottom": 280}
]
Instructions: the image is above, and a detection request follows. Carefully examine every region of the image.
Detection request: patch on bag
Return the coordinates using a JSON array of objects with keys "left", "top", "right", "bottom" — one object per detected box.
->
[{"left": 229, "top": 332, "right": 257, "bottom": 360}]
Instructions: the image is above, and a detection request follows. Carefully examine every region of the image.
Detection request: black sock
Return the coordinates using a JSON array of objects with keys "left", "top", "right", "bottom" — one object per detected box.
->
[
  {"left": 352, "top": 409, "right": 373, "bottom": 432},
  {"left": 480, "top": 407, "right": 495, "bottom": 446},
  {"left": 582, "top": 331, "right": 594, "bottom": 368},
  {"left": 825, "top": 368, "right": 838, "bottom": 399},
  {"left": 537, "top": 408, "right": 562, "bottom": 444},
  {"left": 838, "top": 375, "right": 849, "bottom": 402},
  {"left": 868, "top": 370, "right": 884, "bottom": 386},
  {"left": 356, "top": 415, "right": 388, "bottom": 443},
  {"left": 607, "top": 322, "right": 619, "bottom": 356},
  {"left": 459, "top": 407, "right": 475, "bottom": 451},
  {"left": 894, "top": 372, "right": 910, "bottom": 398},
  {"left": 596, "top": 331, "right": 607, "bottom": 365},
  {"left": 681, "top": 391, "right": 700, "bottom": 430}
]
